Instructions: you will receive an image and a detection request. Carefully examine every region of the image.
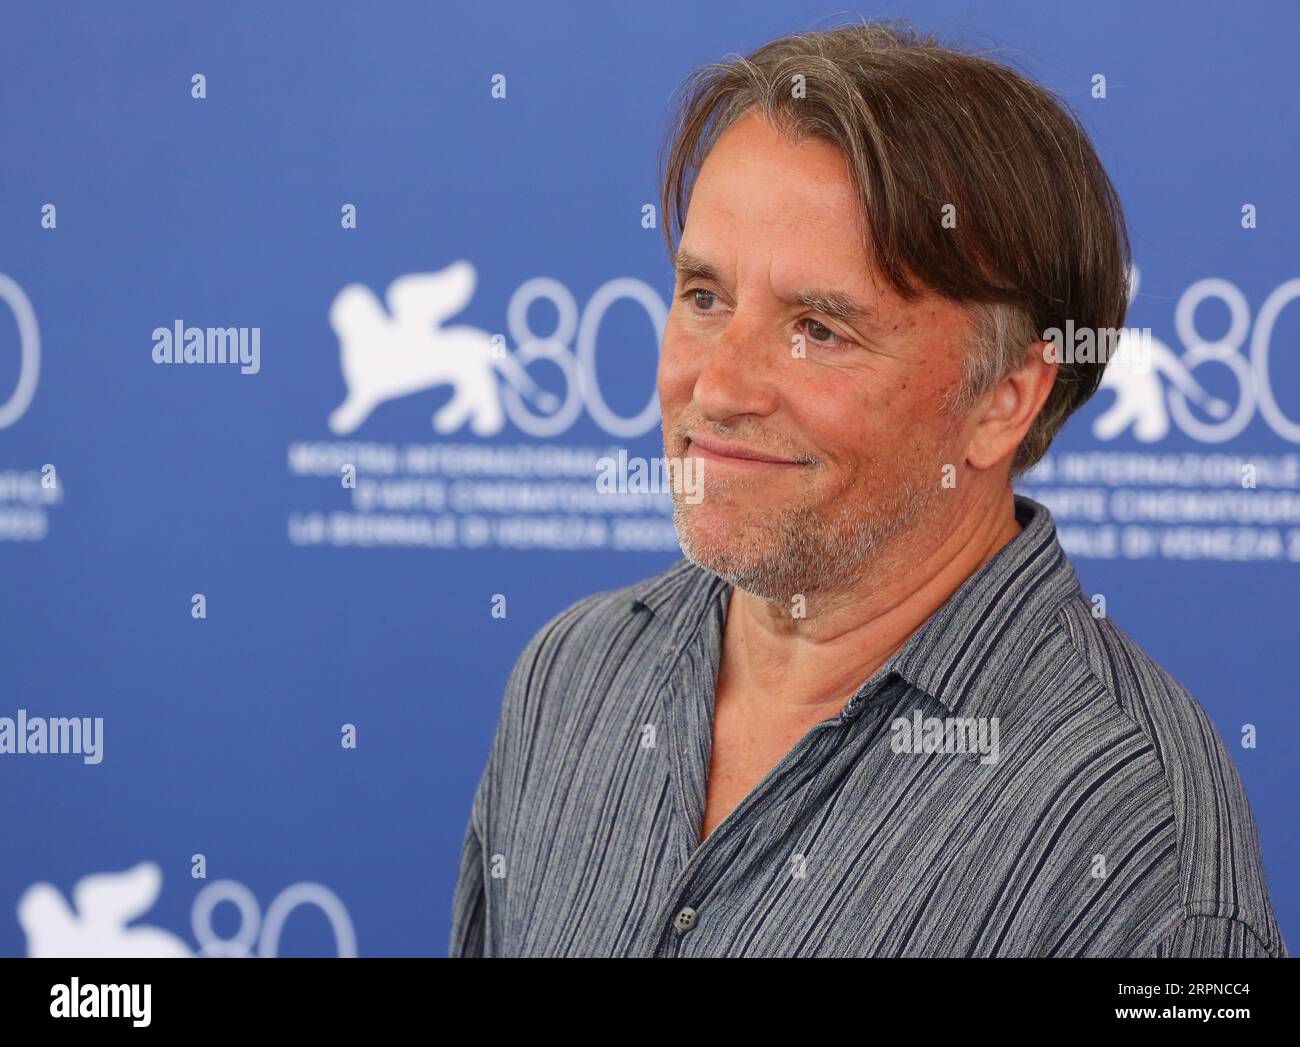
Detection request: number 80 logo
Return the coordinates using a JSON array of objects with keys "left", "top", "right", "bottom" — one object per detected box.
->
[
  {"left": 501, "top": 276, "right": 667, "bottom": 439},
  {"left": 192, "top": 879, "right": 357, "bottom": 958}
]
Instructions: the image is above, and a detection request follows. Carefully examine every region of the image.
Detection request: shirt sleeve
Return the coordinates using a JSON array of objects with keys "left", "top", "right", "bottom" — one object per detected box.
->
[
  {"left": 448, "top": 811, "right": 487, "bottom": 957},
  {"left": 446, "top": 592, "right": 603, "bottom": 957},
  {"left": 448, "top": 673, "right": 501, "bottom": 958},
  {"left": 1148, "top": 914, "right": 1285, "bottom": 958},
  {"left": 450, "top": 686, "right": 512, "bottom": 958},
  {"left": 446, "top": 622, "right": 547, "bottom": 958}
]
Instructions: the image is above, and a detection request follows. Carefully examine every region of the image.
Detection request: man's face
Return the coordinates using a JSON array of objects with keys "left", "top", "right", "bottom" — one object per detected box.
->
[{"left": 658, "top": 108, "right": 976, "bottom": 604}]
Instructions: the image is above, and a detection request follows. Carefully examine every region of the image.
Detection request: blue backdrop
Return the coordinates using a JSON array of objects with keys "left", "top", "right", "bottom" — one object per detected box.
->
[{"left": 1, "top": 0, "right": 1295, "bottom": 956}]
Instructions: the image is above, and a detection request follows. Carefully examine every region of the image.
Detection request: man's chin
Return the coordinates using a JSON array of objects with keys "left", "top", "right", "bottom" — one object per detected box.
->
[
  {"left": 672, "top": 514, "right": 797, "bottom": 600},
  {"left": 674, "top": 514, "right": 741, "bottom": 570},
  {"left": 670, "top": 483, "right": 937, "bottom": 604},
  {"left": 672, "top": 504, "right": 743, "bottom": 562}
]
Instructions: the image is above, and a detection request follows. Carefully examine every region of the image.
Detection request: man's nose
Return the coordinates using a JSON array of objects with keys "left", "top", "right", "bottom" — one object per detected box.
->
[{"left": 692, "top": 308, "right": 783, "bottom": 422}]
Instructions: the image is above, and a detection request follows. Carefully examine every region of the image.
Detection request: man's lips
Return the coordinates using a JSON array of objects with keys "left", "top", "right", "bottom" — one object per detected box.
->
[{"left": 686, "top": 432, "right": 803, "bottom": 468}]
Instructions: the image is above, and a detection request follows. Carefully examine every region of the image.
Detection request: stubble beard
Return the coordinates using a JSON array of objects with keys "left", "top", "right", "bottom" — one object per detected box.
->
[{"left": 671, "top": 456, "right": 941, "bottom": 609}]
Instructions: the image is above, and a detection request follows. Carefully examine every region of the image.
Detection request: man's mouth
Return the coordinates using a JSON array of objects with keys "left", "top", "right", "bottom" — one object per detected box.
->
[{"left": 686, "top": 432, "right": 805, "bottom": 469}]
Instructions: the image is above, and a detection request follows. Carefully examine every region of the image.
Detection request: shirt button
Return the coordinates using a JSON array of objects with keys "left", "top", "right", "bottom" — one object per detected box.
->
[{"left": 672, "top": 906, "right": 698, "bottom": 933}]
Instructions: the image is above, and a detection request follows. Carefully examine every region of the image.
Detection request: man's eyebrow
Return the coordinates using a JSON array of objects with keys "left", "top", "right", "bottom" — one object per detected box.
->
[
  {"left": 673, "top": 249, "right": 877, "bottom": 328},
  {"left": 786, "top": 289, "right": 877, "bottom": 327},
  {"left": 672, "top": 249, "right": 720, "bottom": 285}
]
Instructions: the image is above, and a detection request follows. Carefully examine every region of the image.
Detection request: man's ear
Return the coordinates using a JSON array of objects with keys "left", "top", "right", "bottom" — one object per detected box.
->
[{"left": 965, "top": 340, "right": 1057, "bottom": 471}]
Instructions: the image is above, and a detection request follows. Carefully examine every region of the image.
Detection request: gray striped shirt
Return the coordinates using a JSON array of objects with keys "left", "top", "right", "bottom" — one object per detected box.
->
[{"left": 449, "top": 494, "right": 1287, "bottom": 957}]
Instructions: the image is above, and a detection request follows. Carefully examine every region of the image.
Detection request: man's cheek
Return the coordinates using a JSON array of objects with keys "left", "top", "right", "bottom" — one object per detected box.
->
[
  {"left": 655, "top": 346, "right": 683, "bottom": 401},
  {"left": 658, "top": 349, "right": 699, "bottom": 403}
]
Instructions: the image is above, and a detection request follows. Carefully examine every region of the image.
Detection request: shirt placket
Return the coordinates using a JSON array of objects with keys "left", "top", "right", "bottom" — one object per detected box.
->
[
  {"left": 657, "top": 717, "right": 850, "bottom": 956},
  {"left": 648, "top": 582, "right": 888, "bottom": 957}
]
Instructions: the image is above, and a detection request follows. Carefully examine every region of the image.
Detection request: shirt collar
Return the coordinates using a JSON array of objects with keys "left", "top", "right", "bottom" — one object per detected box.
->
[{"left": 631, "top": 494, "right": 1082, "bottom": 721}]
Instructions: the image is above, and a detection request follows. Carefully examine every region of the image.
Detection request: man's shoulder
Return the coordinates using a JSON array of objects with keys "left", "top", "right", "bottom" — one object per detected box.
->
[
  {"left": 502, "top": 557, "right": 710, "bottom": 705},
  {"left": 1051, "top": 592, "right": 1236, "bottom": 783},
  {"left": 524, "top": 556, "right": 705, "bottom": 648},
  {"left": 1048, "top": 592, "right": 1286, "bottom": 955}
]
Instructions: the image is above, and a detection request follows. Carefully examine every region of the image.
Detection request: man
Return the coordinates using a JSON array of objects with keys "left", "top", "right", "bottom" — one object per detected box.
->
[{"left": 450, "top": 22, "right": 1286, "bottom": 957}]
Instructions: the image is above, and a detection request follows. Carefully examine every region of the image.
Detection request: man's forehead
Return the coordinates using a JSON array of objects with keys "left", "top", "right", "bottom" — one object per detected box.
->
[
  {"left": 691, "top": 111, "right": 861, "bottom": 211},
  {"left": 702, "top": 107, "right": 850, "bottom": 178},
  {"left": 672, "top": 240, "right": 891, "bottom": 318},
  {"left": 679, "top": 133, "right": 881, "bottom": 300}
]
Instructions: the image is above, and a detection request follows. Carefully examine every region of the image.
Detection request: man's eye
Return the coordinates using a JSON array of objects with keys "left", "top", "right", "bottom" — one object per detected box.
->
[
  {"left": 800, "top": 318, "right": 852, "bottom": 348},
  {"left": 682, "top": 288, "right": 718, "bottom": 310}
]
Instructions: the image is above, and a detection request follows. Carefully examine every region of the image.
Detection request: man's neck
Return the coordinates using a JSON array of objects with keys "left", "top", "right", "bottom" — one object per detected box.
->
[{"left": 716, "top": 487, "right": 1023, "bottom": 720}]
